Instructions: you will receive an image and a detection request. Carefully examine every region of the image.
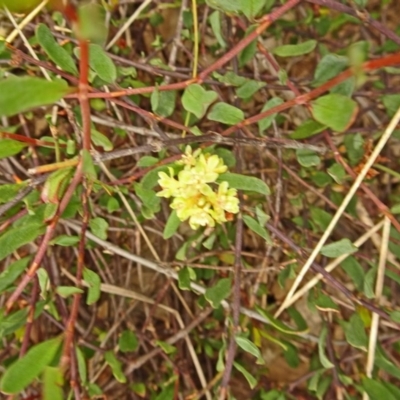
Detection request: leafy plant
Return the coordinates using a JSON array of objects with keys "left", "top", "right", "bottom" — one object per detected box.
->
[{"left": 1, "top": 0, "right": 400, "bottom": 399}]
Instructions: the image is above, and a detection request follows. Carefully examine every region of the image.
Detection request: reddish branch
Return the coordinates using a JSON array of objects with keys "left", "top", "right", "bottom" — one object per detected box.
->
[{"left": 5, "top": 161, "right": 84, "bottom": 313}]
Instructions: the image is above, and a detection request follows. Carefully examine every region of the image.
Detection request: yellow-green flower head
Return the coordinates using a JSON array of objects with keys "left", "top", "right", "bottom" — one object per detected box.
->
[{"left": 157, "top": 148, "right": 239, "bottom": 230}]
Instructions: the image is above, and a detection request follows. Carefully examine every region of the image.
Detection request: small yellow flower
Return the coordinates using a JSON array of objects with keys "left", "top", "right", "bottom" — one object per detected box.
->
[
  {"left": 216, "top": 181, "right": 239, "bottom": 214},
  {"left": 157, "top": 168, "right": 181, "bottom": 198},
  {"left": 198, "top": 153, "right": 227, "bottom": 175},
  {"left": 177, "top": 146, "right": 202, "bottom": 168}
]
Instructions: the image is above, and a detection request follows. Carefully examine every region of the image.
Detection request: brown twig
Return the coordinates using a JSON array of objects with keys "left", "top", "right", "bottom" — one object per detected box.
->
[{"left": 5, "top": 161, "right": 83, "bottom": 313}]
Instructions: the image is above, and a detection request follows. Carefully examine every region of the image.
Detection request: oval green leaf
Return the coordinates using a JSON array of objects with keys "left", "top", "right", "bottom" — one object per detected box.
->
[
  {"left": 88, "top": 44, "right": 117, "bottom": 83},
  {"left": 0, "top": 139, "right": 28, "bottom": 159},
  {"left": 204, "top": 277, "right": 231, "bottom": 308},
  {"left": 311, "top": 93, "right": 358, "bottom": 132},
  {"left": 83, "top": 267, "right": 101, "bottom": 305},
  {"left": 207, "top": 102, "right": 244, "bottom": 125},
  {"left": 0, "top": 77, "right": 70, "bottom": 117},
  {"left": 273, "top": 40, "right": 317, "bottom": 57},
  {"left": 36, "top": 24, "right": 78, "bottom": 75},
  {"left": 243, "top": 215, "right": 272, "bottom": 243},
  {"left": 182, "top": 84, "right": 218, "bottom": 119},
  {"left": 320, "top": 238, "right": 358, "bottom": 258},
  {"left": 218, "top": 172, "right": 270, "bottom": 195},
  {"left": 163, "top": 210, "right": 181, "bottom": 239},
  {"left": 235, "top": 335, "right": 262, "bottom": 359}
]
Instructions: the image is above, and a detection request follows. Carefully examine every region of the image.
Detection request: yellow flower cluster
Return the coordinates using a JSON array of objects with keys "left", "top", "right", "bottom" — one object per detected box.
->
[{"left": 157, "top": 146, "right": 239, "bottom": 230}]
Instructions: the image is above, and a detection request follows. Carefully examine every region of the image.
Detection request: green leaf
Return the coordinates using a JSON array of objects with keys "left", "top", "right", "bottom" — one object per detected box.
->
[
  {"left": 178, "top": 267, "right": 194, "bottom": 290},
  {"left": 0, "top": 308, "right": 28, "bottom": 337},
  {"left": 218, "top": 172, "right": 270, "bottom": 195},
  {"left": 156, "top": 340, "right": 177, "bottom": 354},
  {"left": 235, "top": 335, "right": 262, "bottom": 359},
  {"left": 362, "top": 378, "right": 397, "bottom": 400},
  {"left": 0, "top": 182, "right": 26, "bottom": 203},
  {"left": 287, "top": 307, "right": 308, "bottom": 332},
  {"left": 89, "top": 217, "right": 108, "bottom": 240},
  {"left": 0, "top": 336, "right": 62, "bottom": 394},
  {"left": 310, "top": 207, "right": 332, "bottom": 232},
  {"left": 296, "top": 149, "right": 320, "bottom": 167},
  {"left": 375, "top": 344, "right": 400, "bottom": 379},
  {"left": 313, "top": 54, "right": 348, "bottom": 86},
  {"left": 327, "top": 163, "right": 347, "bottom": 184},
  {"left": 243, "top": 215, "right": 272, "bottom": 243},
  {"left": 390, "top": 310, "right": 400, "bottom": 323},
  {"left": 255, "top": 205, "right": 270, "bottom": 226},
  {"left": 41, "top": 167, "right": 74, "bottom": 204},
  {"left": 239, "top": 26, "right": 257, "bottom": 66},
  {"left": 76, "top": 347, "right": 87, "bottom": 384},
  {"left": 83, "top": 268, "right": 101, "bottom": 305},
  {"left": 290, "top": 119, "right": 326, "bottom": 139},
  {"left": 163, "top": 210, "right": 181, "bottom": 239},
  {"left": 258, "top": 97, "right": 284, "bottom": 133},
  {"left": 0, "top": 223, "right": 44, "bottom": 262},
  {"left": 311, "top": 93, "right": 358, "bottom": 132},
  {"left": 51, "top": 235, "right": 80, "bottom": 246},
  {"left": 209, "top": 11, "right": 226, "bottom": 48},
  {"left": 56, "top": 286, "right": 84, "bottom": 298},
  {"left": 0, "top": 76, "right": 70, "bottom": 117},
  {"left": 314, "top": 293, "right": 339, "bottom": 312},
  {"left": 343, "top": 313, "right": 367, "bottom": 351},
  {"left": 318, "top": 325, "right": 334, "bottom": 369},
  {"left": 0, "top": 139, "right": 28, "bottom": 159},
  {"left": 182, "top": 84, "right": 218, "bottom": 119},
  {"left": 92, "top": 130, "right": 113, "bottom": 151},
  {"left": 340, "top": 256, "right": 365, "bottom": 292},
  {"left": 213, "top": 71, "right": 247, "bottom": 87},
  {"left": 137, "top": 156, "right": 159, "bottom": 167},
  {"left": 214, "top": 147, "right": 236, "bottom": 168},
  {"left": 255, "top": 306, "right": 308, "bottom": 335},
  {"left": 88, "top": 44, "right": 117, "bottom": 83},
  {"left": 134, "top": 183, "right": 160, "bottom": 214},
  {"left": 36, "top": 24, "right": 78, "bottom": 75},
  {"left": 240, "top": 0, "right": 266, "bottom": 19},
  {"left": 43, "top": 367, "right": 64, "bottom": 400},
  {"left": 151, "top": 86, "right": 176, "bottom": 118},
  {"left": 363, "top": 267, "right": 376, "bottom": 299},
  {"left": 206, "top": 0, "right": 242, "bottom": 14},
  {"left": 233, "top": 362, "right": 258, "bottom": 389},
  {"left": 104, "top": 351, "right": 126, "bottom": 383},
  {"left": 118, "top": 330, "right": 138, "bottom": 353},
  {"left": 273, "top": 40, "right": 317, "bottom": 57},
  {"left": 382, "top": 94, "right": 400, "bottom": 117},
  {"left": 37, "top": 268, "right": 50, "bottom": 297},
  {"left": 0, "top": 256, "right": 29, "bottom": 293},
  {"left": 154, "top": 383, "right": 175, "bottom": 400},
  {"left": 320, "top": 238, "right": 358, "bottom": 258},
  {"left": 207, "top": 102, "right": 244, "bottom": 125},
  {"left": 236, "top": 80, "right": 265, "bottom": 99},
  {"left": 204, "top": 277, "right": 231, "bottom": 308},
  {"left": 283, "top": 341, "right": 300, "bottom": 368}
]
